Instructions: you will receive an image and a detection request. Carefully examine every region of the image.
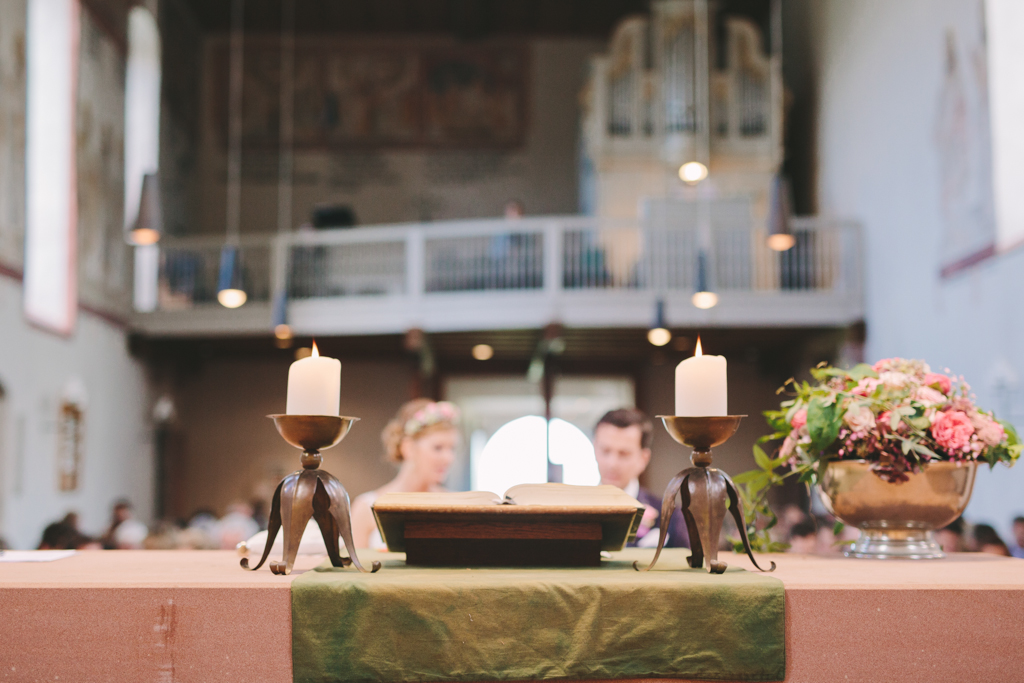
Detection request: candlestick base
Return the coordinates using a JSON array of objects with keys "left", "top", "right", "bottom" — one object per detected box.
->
[
  {"left": 241, "top": 415, "right": 381, "bottom": 575},
  {"left": 635, "top": 416, "right": 775, "bottom": 575}
]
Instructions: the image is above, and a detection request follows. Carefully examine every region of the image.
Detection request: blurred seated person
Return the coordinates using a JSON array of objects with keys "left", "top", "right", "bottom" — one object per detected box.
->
[
  {"left": 593, "top": 408, "right": 688, "bottom": 548},
  {"left": 214, "top": 502, "right": 260, "bottom": 550},
  {"left": 100, "top": 499, "right": 148, "bottom": 549},
  {"left": 787, "top": 520, "right": 817, "bottom": 554},
  {"left": 504, "top": 199, "right": 524, "bottom": 219},
  {"left": 971, "top": 523, "right": 1011, "bottom": 556},
  {"left": 38, "top": 512, "right": 100, "bottom": 550},
  {"left": 936, "top": 517, "right": 966, "bottom": 554},
  {"left": 351, "top": 399, "right": 460, "bottom": 550},
  {"left": 1009, "top": 516, "right": 1024, "bottom": 559}
]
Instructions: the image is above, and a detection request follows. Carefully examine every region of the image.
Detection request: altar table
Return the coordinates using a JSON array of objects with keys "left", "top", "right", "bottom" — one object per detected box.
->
[{"left": 1, "top": 550, "right": 1022, "bottom": 683}]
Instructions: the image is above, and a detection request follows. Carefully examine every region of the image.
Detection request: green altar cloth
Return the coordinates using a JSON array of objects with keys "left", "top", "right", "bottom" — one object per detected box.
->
[{"left": 291, "top": 549, "right": 784, "bottom": 683}]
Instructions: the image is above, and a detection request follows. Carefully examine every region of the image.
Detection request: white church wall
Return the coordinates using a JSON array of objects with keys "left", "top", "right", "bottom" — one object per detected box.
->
[
  {"left": 0, "top": 275, "right": 154, "bottom": 549},
  {"left": 0, "top": 0, "right": 153, "bottom": 549},
  {"left": 814, "top": 0, "right": 1024, "bottom": 540}
]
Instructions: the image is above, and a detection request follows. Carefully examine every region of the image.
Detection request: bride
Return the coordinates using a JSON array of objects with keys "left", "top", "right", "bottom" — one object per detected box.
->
[{"left": 350, "top": 399, "right": 460, "bottom": 549}]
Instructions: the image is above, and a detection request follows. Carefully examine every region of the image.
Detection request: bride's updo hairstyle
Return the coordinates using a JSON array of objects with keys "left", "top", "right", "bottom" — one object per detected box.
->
[{"left": 381, "top": 399, "right": 461, "bottom": 463}]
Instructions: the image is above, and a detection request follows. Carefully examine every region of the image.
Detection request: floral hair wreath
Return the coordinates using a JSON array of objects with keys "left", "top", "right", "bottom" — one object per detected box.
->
[{"left": 404, "top": 401, "right": 460, "bottom": 436}]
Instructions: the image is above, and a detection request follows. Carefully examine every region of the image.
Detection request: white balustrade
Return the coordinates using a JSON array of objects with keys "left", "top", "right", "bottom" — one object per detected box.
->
[{"left": 141, "top": 214, "right": 862, "bottom": 336}]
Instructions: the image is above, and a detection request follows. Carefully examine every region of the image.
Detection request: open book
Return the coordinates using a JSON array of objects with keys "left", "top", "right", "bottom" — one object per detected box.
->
[
  {"left": 374, "top": 483, "right": 642, "bottom": 508},
  {"left": 372, "top": 483, "right": 645, "bottom": 557}
]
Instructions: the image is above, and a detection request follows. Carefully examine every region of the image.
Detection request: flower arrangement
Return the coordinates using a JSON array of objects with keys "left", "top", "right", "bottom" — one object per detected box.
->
[
  {"left": 731, "top": 358, "right": 1021, "bottom": 552},
  {"left": 770, "top": 358, "right": 1020, "bottom": 483}
]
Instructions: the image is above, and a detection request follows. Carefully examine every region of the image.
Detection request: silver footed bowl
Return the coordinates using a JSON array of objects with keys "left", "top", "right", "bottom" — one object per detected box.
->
[{"left": 818, "top": 460, "right": 977, "bottom": 560}]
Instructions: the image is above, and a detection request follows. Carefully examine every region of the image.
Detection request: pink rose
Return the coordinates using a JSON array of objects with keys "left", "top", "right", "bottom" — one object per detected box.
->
[
  {"left": 852, "top": 377, "right": 881, "bottom": 397},
  {"left": 878, "top": 371, "right": 911, "bottom": 390},
  {"left": 931, "top": 410, "right": 975, "bottom": 452},
  {"left": 923, "top": 373, "right": 952, "bottom": 395},
  {"left": 872, "top": 358, "right": 895, "bottom": 372},
  {"left": 843, "top": 405, "right": 875, "bottom": 436},
  {"left": 913, "top": 386, "right": 946, "bottom": 406},
  {"left": 790, "top": 409, "right": 807, "bottom": 431},
  {"left": 974, "top": 416, "right": 1007, "bottom": 447},
  {"left": 779, "top": 433, "right": 798, "bottom": 462}
]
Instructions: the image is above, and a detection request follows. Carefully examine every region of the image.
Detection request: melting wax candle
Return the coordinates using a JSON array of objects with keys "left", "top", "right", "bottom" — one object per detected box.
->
[
  {"left": 286, "top": 342, "right": 341, "bottom": 416},
  {"left": 674, "top": 337, "right": 727, "bottom": 416}
]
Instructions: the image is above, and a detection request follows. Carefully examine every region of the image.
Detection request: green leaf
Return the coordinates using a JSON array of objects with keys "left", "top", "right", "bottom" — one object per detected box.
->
[
  {"left": 832, "top": 520, "right": 845, "bottom": 536},
  {"left": 744, "top": 471, "right": 772, "bottom": 498},
  {"left": 807, "top": 396, "right": 842, "bottom": 451},
  {"left": 847, "top": 363, "right": 878, "bottom": 381},
  {"left": 731, "top": 469, "right": 766, "bottom": 485},
  {"left": 893, "top": 436, "right": 939, "bottom": 460},
  {"left": 889, "top": 410, "right": 901, "bottom": 431},
  {"left": 999, "top": 419, "right": 1021, "bottom": 447},
  {"left": 753, "top": 444, "right": 772, "bottom": 471},
  {"left": 908, "top": 416, "right": 931, "bottom": 430}
]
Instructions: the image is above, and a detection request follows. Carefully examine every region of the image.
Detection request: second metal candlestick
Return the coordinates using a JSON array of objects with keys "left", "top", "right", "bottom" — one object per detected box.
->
[
  {"left": 241, "top": 414, "right": 380, "bottom": 575},
  {"left": 636, "top": 415, "right": 775, "bottom": 575}
]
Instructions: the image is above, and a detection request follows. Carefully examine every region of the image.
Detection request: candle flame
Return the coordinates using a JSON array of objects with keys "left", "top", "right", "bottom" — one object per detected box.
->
[
  {"left": 694, "top": 336, "right": 703, "bottom": 357},
  {"left": 311, "top": 341, "right": 319, "bottom": 358}
]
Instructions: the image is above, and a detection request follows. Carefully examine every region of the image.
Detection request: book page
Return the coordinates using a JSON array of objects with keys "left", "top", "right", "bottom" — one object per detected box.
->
[
  {"left": 374, "top": 490, "right": 502, "bottom": 508},
  {"left": 504, "top": 483, "right": 643, "bottom": 508}
]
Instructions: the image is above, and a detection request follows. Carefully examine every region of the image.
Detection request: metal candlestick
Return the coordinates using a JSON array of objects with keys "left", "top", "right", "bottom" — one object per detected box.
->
[
  {"left": 241, "top": 415, "right": 381, "bottom": 575},
  {"left": 636, "top": 416, "right": 775, "bottom": 575}
]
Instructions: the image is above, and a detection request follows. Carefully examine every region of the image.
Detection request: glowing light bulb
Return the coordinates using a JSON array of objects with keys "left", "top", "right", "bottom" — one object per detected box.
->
[
  {"left": 766, "top": 233, "right": 796, "bottom": 252},
  {"left": 647, "top": 327, "right": 671, "bottom": 347},
  {"left": 691, "top": 291, "right": 718, "bottom": 310},
  {"left": 678, "top": 161, "right": 708, "bottom": 185},
  {"left": 217, "top": 288, "right": 247, "bottom": 308},
  {"left": 472, "top": 344, "right": 494, "bottom": 360},
  {"left": 129, "top": 227, "right": 160, "bottom": 245},
  {"left": 274, "top": 324, "right": 293, "bottom": 340}
]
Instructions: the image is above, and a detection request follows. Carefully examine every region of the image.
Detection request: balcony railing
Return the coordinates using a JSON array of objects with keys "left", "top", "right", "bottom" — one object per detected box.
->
[{"left": 135, "top": 214, "right": 863, "bottom": 336}]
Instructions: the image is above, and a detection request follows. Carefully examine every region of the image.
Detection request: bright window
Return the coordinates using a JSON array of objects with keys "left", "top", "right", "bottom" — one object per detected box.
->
[
  {"left": 472, "top": 416, "right": 600, "bottom": 496},
  {"left": 23, "top": 0, "right": 79, "bottom": 333},
  {"left": 987, "top": 0, "right": 1024, "bottom": 248}
]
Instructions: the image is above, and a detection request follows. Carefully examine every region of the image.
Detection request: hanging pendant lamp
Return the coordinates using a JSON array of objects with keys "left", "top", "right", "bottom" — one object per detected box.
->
[
  {"left": 217, "top": 246, "right": 246, "bottom": 308},
  {"left": 129, "top": 172, "right": 162, "bottom": 245},
  {"left": 271, "top": 0, "right": 296, "bottom": 340},
  {"left": 766, "top": 174, "right": 795, "bottom": 251},
  {"left": 218, "top": 0, "right": 247, "bottom": 309},
  {"left": 647, "top": 299, "right": 671, "bottom": 346},
  {"left": 678, "top": 0, "right": 710, "bottom": 186},
  {"left": 692, "top": 250, "right": 718, "bottom": 309}
]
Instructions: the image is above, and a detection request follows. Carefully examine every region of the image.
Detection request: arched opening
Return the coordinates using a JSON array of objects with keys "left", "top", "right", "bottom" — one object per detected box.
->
[{"left": 472, "top": 416, "right": 600, "bottom": 496}]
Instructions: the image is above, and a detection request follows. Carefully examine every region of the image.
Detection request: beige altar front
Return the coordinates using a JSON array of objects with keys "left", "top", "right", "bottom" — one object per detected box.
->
[{"left": 0, "top": 550, "right": 1021, "bottom": 682}]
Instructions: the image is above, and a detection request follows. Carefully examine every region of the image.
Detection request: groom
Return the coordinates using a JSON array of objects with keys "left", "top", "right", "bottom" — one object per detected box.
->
[{"left": 592, "top": 408, "right": 689, "bottom": 548}]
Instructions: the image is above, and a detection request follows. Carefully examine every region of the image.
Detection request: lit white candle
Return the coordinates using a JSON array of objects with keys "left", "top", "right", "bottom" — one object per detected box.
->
[
  {"left": 674, "top": 337, "right": 727, "bottom": 416},
  {"left": 286, "top": 342, "right": 341, "bottom": 416}
]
